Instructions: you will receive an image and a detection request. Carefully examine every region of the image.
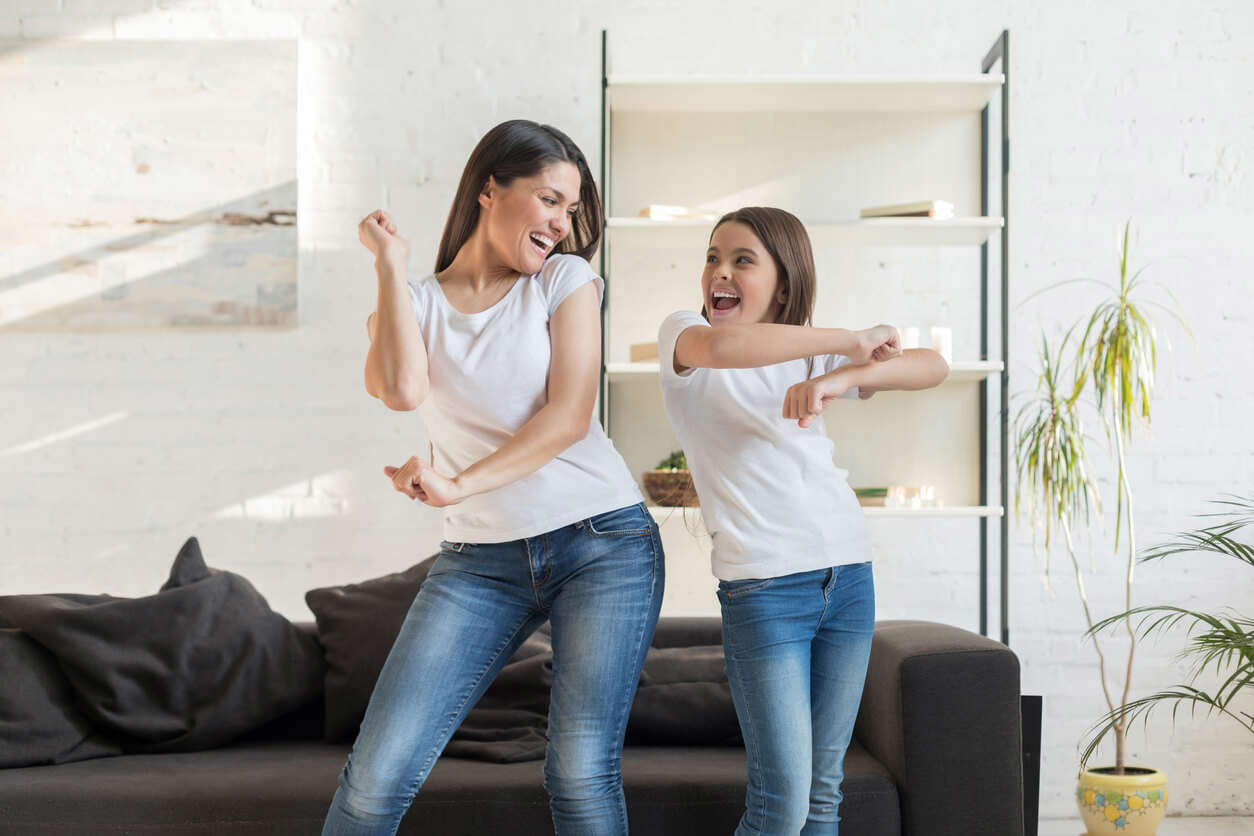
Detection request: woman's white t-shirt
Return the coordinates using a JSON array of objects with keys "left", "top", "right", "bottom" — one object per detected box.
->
[
  {"left": 657, "top": 310, "right": 872, "bottom": 581},
  {"left": 406, "top": 253, "right": 642, "bottom": 544}
]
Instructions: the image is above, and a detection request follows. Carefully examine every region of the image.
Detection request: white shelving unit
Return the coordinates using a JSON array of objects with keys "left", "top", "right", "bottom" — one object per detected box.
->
[
  {"left": 608, "top": 216, "right": 1003, "bottom": 247},
  {"left": 608, "top": 360, "right": 1003, "bottom": 383},
  {"left": 607, "top": 74, "right": 1004, "bottom": 113},
  {"left": 597, "top": 32, "right": 1010, "bottom": 642},
  {"left": 646, "top": 505, "right": 1004, "bottom": 520}
]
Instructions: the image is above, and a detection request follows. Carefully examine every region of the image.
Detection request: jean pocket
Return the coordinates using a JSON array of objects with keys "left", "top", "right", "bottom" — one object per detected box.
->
[
  {"left": 584, "top": 503, "right": 654, "bottom": 537},
  {"left": 718, "top": 576, "right": 776, "bottom": 598}
]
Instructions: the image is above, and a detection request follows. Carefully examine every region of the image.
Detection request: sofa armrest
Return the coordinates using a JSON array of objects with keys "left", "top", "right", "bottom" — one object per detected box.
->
[{"left": 854, "top": 620, "right": 1024, "bottom": 836}]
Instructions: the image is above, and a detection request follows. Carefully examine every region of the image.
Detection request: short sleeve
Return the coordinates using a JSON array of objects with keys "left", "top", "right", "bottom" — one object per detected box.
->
[
  {"left": 813, "top": 352, "right": 861, "bottom": 400},
  {"left": 657, "top": 310, "right": 709, "bottom": 388},
  {"left": 406, "top": 276, "right": 429, "bottom": 320},
  {"left": 538, "top": 254, "right": 604, "bottom": 317}
]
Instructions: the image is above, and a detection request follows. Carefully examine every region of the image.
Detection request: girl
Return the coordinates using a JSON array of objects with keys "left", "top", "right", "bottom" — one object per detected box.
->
[
  {"left": 656, "top": 207, "right": 949, "bottom": 835},
  {"left": 323, "top": 120, "right": 663, "bottom": 836}
]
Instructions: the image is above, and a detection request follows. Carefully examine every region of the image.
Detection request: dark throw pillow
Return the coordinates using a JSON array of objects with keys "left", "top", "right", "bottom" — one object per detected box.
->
[
  {"left": 0, "top": 536, "right": 326, "bottom": 754},
  {"left": 626, "top": 645, "right": 743, "bottom": 746},
  {"left": 0, "top": 629, "right": 123, "bottom": 768},
  {"left": 305, "top": 555, "right": 557, "bottom": 756},
  {"left": 304, "top": 556, "right": 438, "bottom": 742}
]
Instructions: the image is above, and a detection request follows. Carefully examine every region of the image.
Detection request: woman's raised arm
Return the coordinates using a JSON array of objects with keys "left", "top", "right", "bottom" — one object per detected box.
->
[{"left": 359, "top": 211, "right": 430, "bottom": 411}]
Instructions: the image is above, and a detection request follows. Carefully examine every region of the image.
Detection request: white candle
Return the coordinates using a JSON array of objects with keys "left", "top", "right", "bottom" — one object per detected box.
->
[{"left": 930, "top": 326, "right": 953, "bottom": 364}]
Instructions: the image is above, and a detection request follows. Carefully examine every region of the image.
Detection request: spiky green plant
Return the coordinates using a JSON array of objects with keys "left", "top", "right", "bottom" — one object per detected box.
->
[
  {"left": 1014, "top": 220, "right": 1191, "bottom": 773},
  {"left": 1079, "top": 495, "right": 1254, "bottom": 768}
]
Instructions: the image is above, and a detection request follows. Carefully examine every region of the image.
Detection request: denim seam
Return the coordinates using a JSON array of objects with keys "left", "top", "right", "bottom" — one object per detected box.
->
[
  {"left": 723, "top": 638, "right": 767, "bottom": 834},
  {"left": 598, "top": 524, "right": 661, "bottom": 834},
  {"left": 527, "top": 536, "right": 553, "bottom": 612},
  {"left": 411, "top": 614, "right": 534, "bottom": 789},
  {"left": 722, "top": 577, "right": 776, "bottom": 599},
  {"left": 610, "top": 524, "right": 663, "bottom": 833},
  {"left": 584, "top": 502, "right": 653, "bottom": 538}
]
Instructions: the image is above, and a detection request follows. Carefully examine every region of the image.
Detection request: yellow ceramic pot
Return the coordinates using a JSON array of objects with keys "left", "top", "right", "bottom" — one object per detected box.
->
[{"left": 1076, "top": 766, "right": 1167, "bottom": 835}]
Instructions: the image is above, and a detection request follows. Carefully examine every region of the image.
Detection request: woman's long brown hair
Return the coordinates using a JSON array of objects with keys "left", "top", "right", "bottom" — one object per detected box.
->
[{"left": 435, "top": 120, "right": 602, "bottom": 273}]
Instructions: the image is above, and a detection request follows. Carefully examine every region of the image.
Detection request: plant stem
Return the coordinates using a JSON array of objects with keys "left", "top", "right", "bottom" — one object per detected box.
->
[
  {"left": 1111, "top": 414, "right": 1138, "bottom": 774},
  {"left": 1062, "top": 518, "right": 1119, "bottom": 718}
]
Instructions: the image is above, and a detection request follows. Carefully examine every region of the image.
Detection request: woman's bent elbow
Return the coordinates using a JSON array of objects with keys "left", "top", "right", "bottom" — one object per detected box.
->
[{"left": 381, "top": 380, "right": 427, "bottom": 411}]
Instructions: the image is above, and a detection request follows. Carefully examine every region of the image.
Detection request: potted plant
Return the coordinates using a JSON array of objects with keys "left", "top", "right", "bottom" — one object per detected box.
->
[
  {"left": 1014, "top": 221, "right": 1190, "bottom": 835},
  {"left": 1076, "top": 494, "right": 1253, "bottom": 832},
  {"left": 642, "top": 450, "right": 699, "bottom": 507}
]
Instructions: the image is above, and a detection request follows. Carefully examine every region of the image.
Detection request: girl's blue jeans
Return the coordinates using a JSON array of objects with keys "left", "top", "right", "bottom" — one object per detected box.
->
[
  {"left": 321, "top": 502, "right": 664, "bottom": 836},
  {"left": 717, "top": 561, "right": 875, "bottom": 836}
]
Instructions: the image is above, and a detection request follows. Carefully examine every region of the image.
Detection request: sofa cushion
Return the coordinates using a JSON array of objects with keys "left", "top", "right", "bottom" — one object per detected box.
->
[
  {"left": 0, "top": 629, "right": 123, "bottom": 768},
  {"left": 0, "top": 537, "right": 325, "bottom": 754},
  {"left": 0, "top": 739, "right": 900, "bottom": 836},
  {"left": 626, "top": 645, "right": 742, "bottom": 746},
  {"left": 303, "top": 555, "right": 438, "bottom": 742}
]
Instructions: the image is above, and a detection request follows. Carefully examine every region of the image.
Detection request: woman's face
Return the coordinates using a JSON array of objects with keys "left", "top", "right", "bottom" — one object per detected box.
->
[
  {"left": 479, "top": 161, "right": 582, "bottom": 275},
  {"left": 702, "top": 221, "right": 785, "bottom": 326}
]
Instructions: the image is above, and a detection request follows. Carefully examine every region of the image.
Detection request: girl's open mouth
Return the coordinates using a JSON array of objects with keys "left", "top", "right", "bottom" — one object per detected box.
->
[{"left": 712, "top": 290, "right": 740, "bottom": 311}]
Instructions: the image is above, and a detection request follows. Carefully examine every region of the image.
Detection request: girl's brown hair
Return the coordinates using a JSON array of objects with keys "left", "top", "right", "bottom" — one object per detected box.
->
[
  {"left": 703, "top": 207, "right": 817, "bottom": 327},
  {"left": 435, "top": 119, "right": 603, "bottom": 273}
]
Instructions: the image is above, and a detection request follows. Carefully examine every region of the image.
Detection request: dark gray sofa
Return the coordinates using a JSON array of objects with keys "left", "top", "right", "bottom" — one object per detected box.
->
[{"left": 0, "top": 617, "right": 1023, "bottom": 836}]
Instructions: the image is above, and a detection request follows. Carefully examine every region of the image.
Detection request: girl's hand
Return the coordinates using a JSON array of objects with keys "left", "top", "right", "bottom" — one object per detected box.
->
[
  {"left": 850, "top": 324, "right": 901, "bottom": 365},
  {"left": 783, "top": 372, "right": 852, "bottom": 428},
  {"left": 384, "top": 456, "right": 467, "bottom": 508},
  {"left": 358, "top": 209, "right": 409, "bottom": 265}
]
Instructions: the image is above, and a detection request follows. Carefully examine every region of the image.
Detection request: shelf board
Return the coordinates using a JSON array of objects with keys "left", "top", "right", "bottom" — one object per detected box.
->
[
  {"left": 607, "top": 74, "right": 1004, "bottom": 113},
  {"left": 862, "top": 505, "right": 1004, "bottom": 518},
  {"left": 646, "top": 504, "right": 1004, "bottom": 519},
  {"left": 607, "top": 216, "right": 1003, "bottom": 247},
  {"left": 609, "top": 360, "right": 1003, "bottom": 383}
]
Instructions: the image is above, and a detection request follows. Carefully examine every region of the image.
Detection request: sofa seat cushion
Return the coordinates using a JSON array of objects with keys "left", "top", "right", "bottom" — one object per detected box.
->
[{"left": 0, "top": 740, "right": 900, "bottom": 836}]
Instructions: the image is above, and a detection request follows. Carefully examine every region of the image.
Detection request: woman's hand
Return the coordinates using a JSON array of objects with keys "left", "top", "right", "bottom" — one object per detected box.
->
[
  {"left": 783, "top": 371, "right": 853, "bottom": 428},
  {"left": 848, "top": 324, "right": 901, "bottom": 365},
  {"left": 358, "top": 209, "right": 409, "bottom": 266},
  {"left": 384, "top": 456, "right": 468, "bottom": 508}
]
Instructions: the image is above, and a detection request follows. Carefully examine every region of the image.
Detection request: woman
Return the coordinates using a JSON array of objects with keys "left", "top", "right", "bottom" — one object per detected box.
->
[{"left": 322, "top": 120, "right": 664, "bottom": 836}]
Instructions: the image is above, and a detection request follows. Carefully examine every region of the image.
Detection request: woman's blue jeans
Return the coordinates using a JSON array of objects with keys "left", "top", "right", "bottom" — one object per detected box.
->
[
  {"left": 717, "top": 561, "right": 875, "bottom": 836},
  {"left": 321, "top": 502, "right": 664, "bottom": 836}
]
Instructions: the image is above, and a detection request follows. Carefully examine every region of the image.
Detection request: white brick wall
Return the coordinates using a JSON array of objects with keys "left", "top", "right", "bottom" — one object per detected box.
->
[{"left": 2, "top": 0, "right": 1251, "bottom": 819}]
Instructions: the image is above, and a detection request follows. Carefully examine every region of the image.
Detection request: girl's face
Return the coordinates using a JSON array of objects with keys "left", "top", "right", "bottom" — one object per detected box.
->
[
  {"left": 479, "top": 161, "right": 581, "bottom": 275},
  {"left": 703, "top": 221, "right": 786, "bottom": 326}
]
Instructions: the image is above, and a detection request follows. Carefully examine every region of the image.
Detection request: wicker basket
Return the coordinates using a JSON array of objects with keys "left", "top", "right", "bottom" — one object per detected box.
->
[{"left": 642, "top": 470, "right": 700, "bottom": 507}]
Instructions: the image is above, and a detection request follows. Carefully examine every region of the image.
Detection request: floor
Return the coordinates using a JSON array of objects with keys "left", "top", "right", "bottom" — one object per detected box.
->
[{"left": 1039, "top": 818, "right": 1254, "bottom": 836}]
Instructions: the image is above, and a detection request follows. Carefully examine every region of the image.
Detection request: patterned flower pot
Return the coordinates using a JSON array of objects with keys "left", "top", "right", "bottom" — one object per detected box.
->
[{"left": 1076, "top": 766, "right": 1167, "bottom": 835}]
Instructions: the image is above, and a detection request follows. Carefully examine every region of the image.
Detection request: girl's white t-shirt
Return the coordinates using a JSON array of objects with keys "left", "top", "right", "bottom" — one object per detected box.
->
[
  {"left": 657, "top": 310, "right": 872, "bottom": 581},
  {"left": 406, "top": 253, "right": 642, "bottom": 544}
]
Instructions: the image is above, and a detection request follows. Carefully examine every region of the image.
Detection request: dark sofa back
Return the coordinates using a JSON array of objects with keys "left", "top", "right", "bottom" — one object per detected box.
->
[{"left": 249, "top": 618, "right": 728, "bottom": 744}]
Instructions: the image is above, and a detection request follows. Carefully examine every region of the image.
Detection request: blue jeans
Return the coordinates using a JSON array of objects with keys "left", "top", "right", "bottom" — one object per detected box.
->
[
  {"left": 717, "top": 561, "right": 875, "bottom": 836},
  {"left": 321, "top": 502, "right": 664, "bottom": 836}
]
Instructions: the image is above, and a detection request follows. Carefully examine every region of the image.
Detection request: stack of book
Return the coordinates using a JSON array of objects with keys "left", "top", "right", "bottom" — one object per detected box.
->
[
  {"left": 638, "top": 204, "right": 718, "bottom": 221},
  {"left": 859, "top": 200, "right": 954, "bottom": 219}
]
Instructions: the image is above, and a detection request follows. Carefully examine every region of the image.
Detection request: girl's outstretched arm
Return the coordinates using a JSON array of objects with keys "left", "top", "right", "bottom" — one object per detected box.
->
[
  {"left": 673, "top": 322, "right": 898, "bottom": 373},
  {"left": 843, "top": 348, "right": 950, "bottom": 395},
  {"left": 783, "top": 349, "right": 950, "bottom": 428}
]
